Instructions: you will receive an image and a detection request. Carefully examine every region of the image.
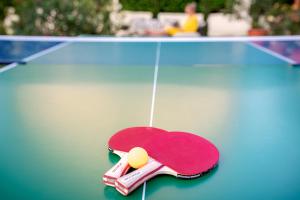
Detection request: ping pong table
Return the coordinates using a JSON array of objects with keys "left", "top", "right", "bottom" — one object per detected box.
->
[{"left": 0, "top": 36, "right": 300, "bottom": 200}]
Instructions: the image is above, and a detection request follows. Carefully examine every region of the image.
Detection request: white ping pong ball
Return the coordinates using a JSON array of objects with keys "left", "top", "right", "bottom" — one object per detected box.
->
[{"left": 127, "top": 147, "right": 149, "bottom": 169}]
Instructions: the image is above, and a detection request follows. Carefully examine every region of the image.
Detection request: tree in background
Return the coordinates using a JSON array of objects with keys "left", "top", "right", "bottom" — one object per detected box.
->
[
  {"left": 248, "top": 0, "right": 298, "bottom": 35},
  {"left": 249, "top": 0, "right": 274, "bottom": 29},
  {"left": 265, "top": 0, "right": 300, "bottom": 35},
  {"left": 120, "top": 0, "right": 192, "bottom": 18},
  {"left": 0, "top": 0, "right": 112, "bottom": 36},
  {"left": 0, "top": 0, "right": 14, "bottom": 34}
]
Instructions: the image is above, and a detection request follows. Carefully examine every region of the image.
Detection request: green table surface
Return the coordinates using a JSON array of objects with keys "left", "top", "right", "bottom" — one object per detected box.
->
[{"left": 1, "top": 41, "right": 300, "bottom": 200}]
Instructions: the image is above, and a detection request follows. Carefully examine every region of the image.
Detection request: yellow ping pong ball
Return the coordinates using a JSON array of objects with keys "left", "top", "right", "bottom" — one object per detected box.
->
[{"left": 127, "top": 147, "right": 149, "bottom": 169}]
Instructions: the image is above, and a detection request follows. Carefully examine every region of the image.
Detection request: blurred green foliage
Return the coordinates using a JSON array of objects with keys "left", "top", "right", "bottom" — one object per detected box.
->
[
  {"left": 0, "top": 0, "right": 13, "bottom": 34},
  {"left": 249, "top": 0, "right": 298, "bottom": 34},
  {"left": 0, "top": 0, "right": 298, "bottom": 36},
  {"left": 249, "top": 0, "right": 274, "bottom": 28},
  {"left": 0, "top": 0, "right": 111, "bottom": 36},
  {"left": 266, "top": 2, "right": 300, "bottom": 35},
  {"left": 120, "top": 0, "right": 231, "bottom": 17}
]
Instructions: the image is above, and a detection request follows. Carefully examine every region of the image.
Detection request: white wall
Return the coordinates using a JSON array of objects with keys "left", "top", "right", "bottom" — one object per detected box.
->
[{"left": 208, "top": 13, "right": 250, "bottom": 36}]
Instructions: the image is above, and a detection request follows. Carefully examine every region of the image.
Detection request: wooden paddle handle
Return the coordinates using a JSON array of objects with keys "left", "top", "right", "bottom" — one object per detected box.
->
[
  {"left": 103, "top": 153, "right": 130, "bottom": 186},
  {"left": 115, "top": 158, "right": 163, "bottom": 195}
]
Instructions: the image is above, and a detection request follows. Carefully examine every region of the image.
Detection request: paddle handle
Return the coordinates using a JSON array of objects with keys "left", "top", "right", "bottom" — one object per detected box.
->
[
  {"left": 103, "top": 152, "right": 130, "bottom": 186},
  {"left": 115, "top": 158, "right": 163, "bottom": 195}
]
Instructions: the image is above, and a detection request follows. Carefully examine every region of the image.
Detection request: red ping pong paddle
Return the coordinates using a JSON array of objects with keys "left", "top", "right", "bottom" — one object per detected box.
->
[
  {"left": 102, "top": 127, "right": 167, "bottom": 186},
  {"left": 107, "top": 128, "right": 219, "bottom": 195}
]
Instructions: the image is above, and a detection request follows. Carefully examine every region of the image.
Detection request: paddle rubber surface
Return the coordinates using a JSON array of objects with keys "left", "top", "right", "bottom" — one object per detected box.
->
[{"left": 109, "top": 127, "right": 219, "bottom": 176}]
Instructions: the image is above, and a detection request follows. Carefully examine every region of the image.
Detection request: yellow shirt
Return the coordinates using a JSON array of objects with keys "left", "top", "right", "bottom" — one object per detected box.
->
[
  {"left": 182, "top": 15, "right": 199, "bottom": 32},
  {"left": 165, "top": 15, "right": 199, "bottom": 36}
]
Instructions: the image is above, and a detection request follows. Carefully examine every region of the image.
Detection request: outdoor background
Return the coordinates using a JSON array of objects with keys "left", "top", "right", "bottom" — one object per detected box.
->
[{"left": 0, "top": 0, "right": 299, "bottom": 36}]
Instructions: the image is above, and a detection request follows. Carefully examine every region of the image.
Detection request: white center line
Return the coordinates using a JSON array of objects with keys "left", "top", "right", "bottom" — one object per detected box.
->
[
  {"left": 142, "top": 42, "right": 161, "bottom": 200},
  {"left": 149, "top": 42, "right": 161, "bottom": 127}
]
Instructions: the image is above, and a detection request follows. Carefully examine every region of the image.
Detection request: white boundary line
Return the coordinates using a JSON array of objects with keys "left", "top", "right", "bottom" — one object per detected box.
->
[
  {"left": 248, "top": 42, "right": 296, "bottom": 65},
  {"left": 0, "top": 63, "right": 17, "bottom": 73},
  {"left": 0, "top": 42, "right": 69, "bottom": 74},
  {"left": 23, "top": 42, "right": 70, "bottom": 62},
  {"left": 0, "top": 35, "right": 300, "bottom": 42},
  {"left": 143, "top": 42, "right": 161, "bottom": 200},
  {"left": 149, "top": 42, "right": 161, "bottom": 127}
]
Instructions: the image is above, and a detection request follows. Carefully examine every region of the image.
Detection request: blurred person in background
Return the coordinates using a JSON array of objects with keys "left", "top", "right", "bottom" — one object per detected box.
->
[{"left": 146, "top": 2, "right": 199, "bottom": 36}]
